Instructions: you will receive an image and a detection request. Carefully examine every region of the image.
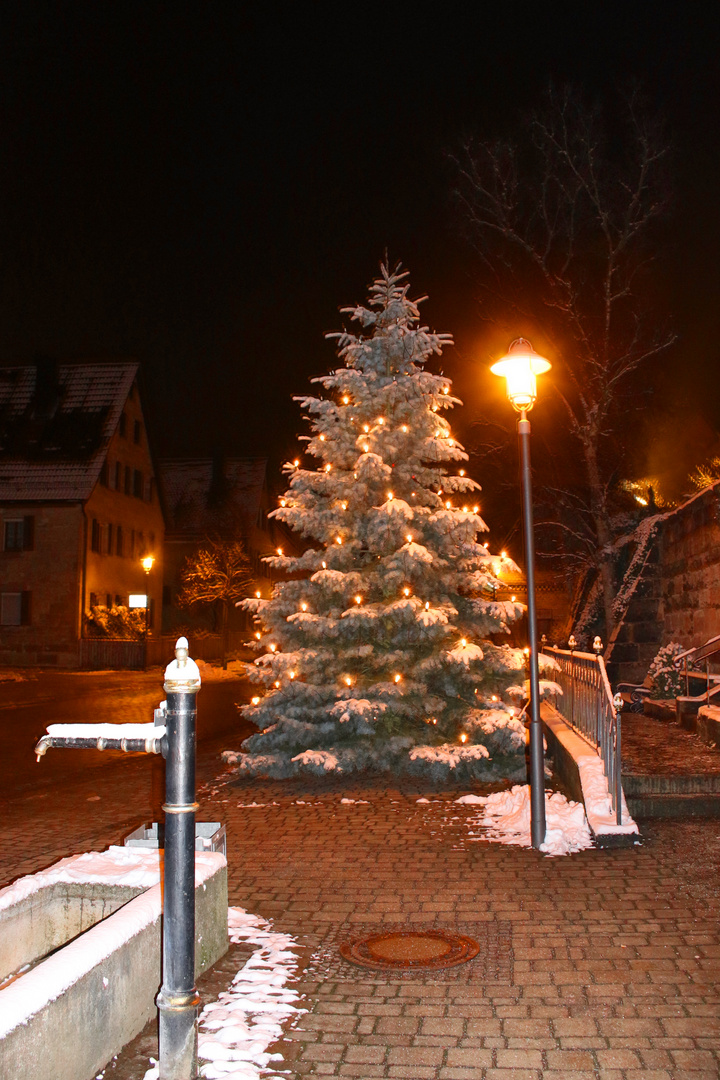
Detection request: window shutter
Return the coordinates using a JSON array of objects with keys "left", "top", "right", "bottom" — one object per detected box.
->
[
  {"left": 23, "top": 516, "right": 34, "bottom": 551},
  {"left": 20, "top": 590, "right": 31, "bottom": 625}
]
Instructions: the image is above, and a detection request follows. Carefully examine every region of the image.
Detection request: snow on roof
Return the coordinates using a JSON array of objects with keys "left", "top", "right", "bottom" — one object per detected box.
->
[
  {"left": 0, "top": 361, "right": 138, "bottom": 502},
  {"left": 159, "top": 456, "right": 267, "bottom": 537}
]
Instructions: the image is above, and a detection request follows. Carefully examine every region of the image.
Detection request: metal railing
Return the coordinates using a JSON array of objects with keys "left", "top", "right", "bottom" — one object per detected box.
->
[
  {"left": 674, "top": 634, "right": 720, "bottom": 705},
  {"left": 542, "top": 643, "right": 623, "bottom": 825}
]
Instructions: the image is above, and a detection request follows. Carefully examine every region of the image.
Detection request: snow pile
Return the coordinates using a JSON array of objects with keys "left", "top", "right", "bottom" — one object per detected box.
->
[
  {"left": 576, "top": 756, "right": 638, "bottom": 835},
  {"left": 143, "top": 908, "right": 303, "bottom": 1080},
  {"left": 458, "top": 785, "right": 594, "bottom": 856}
]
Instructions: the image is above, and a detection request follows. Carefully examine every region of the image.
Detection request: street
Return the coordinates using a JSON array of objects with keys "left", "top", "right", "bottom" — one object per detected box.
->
[{"left": 0, "top": 667, "right": 256, "bottom": 798}]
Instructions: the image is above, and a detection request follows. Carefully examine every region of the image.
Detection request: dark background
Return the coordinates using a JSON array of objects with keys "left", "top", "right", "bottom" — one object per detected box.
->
[{"left": 1, "top": 3, "right": 718, "bottom": 500}]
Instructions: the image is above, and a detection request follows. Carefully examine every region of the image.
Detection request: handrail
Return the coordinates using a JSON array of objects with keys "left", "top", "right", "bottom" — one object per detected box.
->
[
  {"left": 673, "top": 634, "right": 720, "bottom": 703},
  {"left": 543, "top": 645, "right": 623, "bottom": 825}
]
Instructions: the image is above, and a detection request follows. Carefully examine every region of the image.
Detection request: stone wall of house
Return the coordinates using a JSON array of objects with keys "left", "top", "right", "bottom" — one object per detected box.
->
[
  {"left": 608, "top": 484, "right": 720, "bottom": 685},
  {"left": 0, "top": 503, "right": 84, "bottom": 667}
]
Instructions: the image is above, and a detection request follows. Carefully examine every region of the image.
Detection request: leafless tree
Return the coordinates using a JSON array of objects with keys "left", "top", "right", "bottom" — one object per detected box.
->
[
  {"left": 178, "top": 538, "right": 254, "bottom": 668},
  {"left": 452, "top": 86, "right": 676, "bottom": 641}
]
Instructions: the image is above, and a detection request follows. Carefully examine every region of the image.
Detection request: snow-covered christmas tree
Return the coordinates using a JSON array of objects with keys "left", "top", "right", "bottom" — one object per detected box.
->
[{"left": 231, "top": 263, "right": 544, "bottom": 781}]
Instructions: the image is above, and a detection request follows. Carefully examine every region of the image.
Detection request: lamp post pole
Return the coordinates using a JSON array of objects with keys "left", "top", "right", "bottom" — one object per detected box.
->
[
  {"left": 491, "top": 338, "right": 550, "bottom": 851},
  {"left": 517, "top": 407, "right": 546, "bottom": 849}
]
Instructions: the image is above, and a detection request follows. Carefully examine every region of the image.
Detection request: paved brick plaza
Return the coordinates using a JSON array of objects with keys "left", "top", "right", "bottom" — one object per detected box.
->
[{"left": 2, "top": 752, "right": 719, "bottom": 1079}]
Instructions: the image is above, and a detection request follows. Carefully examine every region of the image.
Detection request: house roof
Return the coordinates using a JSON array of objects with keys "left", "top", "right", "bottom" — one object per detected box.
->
[
  {"left": 0, "top": 361, "right": 138, "bottom": 501},
  {"left": 159, "top": 457, "right": 268, "bottom": 539}
]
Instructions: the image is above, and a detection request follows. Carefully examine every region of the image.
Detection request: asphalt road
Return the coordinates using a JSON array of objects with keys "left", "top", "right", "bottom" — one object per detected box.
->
[{"left": 0, "top": 667, "right": 256, "bottom": 799}]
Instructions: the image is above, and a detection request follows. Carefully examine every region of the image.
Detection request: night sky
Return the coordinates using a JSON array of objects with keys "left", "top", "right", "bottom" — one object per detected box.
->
[{"left": 1, "top": 4, "right": 719, "bottom": 496}]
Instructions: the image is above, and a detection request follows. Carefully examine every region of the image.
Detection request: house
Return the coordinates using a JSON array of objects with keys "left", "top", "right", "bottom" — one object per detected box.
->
[
  {"left": 158, "top": 455, "right": 298, "bottom": 638},
  {"left": 0, "top": 360, "right": 164, "bottom": 667}
]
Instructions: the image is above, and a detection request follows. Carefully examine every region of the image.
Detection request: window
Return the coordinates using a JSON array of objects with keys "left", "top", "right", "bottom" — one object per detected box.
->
[
  {"left": 133, "top": 469, "right": 143, "bottom": 498},
  {"left": 115, "top": 594, "right": 122, "bottom": 606},
  {"left": 106, "top": 523, "right": 114, "bottom": 555},
  {"left": 124, "top": 467, "right": 132, "bottom": 496},
  {"left": 116, "top": 525, "right": 124, "bottom": 557},
  {"left": 119, "top": 412, "right": 127, "bottom": 438},
  {"left": 91, "top": 519, "right": 101, "bottom": 553},
  {"left": 100, "top": 460, "right": 109, "bottom": 486},
  {"left": 115, "top": 461, "right": 122, "bottom": 490},
  {"left": 106, "top": 593, "right": 112, "bottom": 608},
  {"left": 89, "top": 591, "right": 98, "bottom": 607},
  {"left": 4, "top": 516, "right": 34, "bottom": 552},
  {"left": 2, "top": 591, "right": 31, "bottom": 625},
  {"left": 133, "top": 420, "right": 142, "bottom": 444}
]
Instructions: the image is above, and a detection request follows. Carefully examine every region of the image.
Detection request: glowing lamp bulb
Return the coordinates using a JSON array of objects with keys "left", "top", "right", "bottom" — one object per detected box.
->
[
  {"left": 274, "top": 680, "right": 280, "bottom": 688},
  {"left": 461, "top": 638, "right": 467, "bottom": 647},
  {"left": 387, "top": 491, "right": 393, "bottom": 500},
  {"left": 378, "top": 417, "right": 385, "bottom": 425},
  {"left": 446, "top": 501, "right": 452, "bottom": 510},
  {"left": 344, "top": 675, "right": 353, "bottom": 686},
  {"left": 269, "top": 643, "right": 276, "bottom": 652},
  {"left": 473, "top": 505, "right": 479, "bottom": 513},
  {"left": 342, "top": 395, "right": 349, "bottom": 404},
  {"left": 425, "top": 601, "right": 430, "bottom": 610},
  {"left": 335, "top": 536, "right": 343, "bottom": 544},
  {"left": 460, "top": 733, "right": 468, "bottom": 743},
  {"left": 341, "top": 501, "right": 347, "bottom": 510},
  {"left": 511, "top": 595, "right": 516, "bottom": 602},
  {"left": 501, "top": 550, "right": 507, "bottom": 559},
  {"left": 289, "top": 671, "right": 296, "bottom": 680},
  {"left": 363, "top": 424, "right": 369, "bottom": 433},
  {"left": 406, "top": 534, "right": 413, "bottom": 543},
  {"left": 459, "top": 469, "right": 465, "bottom": 476},
  {"left": 442, "top": 385, "right": 449, "bottom": 394},
  {"left": 354, "top": 595, "right": 362, "bottom": 605},
  {"left": 251, "top": 696, "right": 260, "bottom": 706},
  {"left": 431, "top": 717, "right": 437, "bottom": 725},
  {"left": 322, "top": 561, "right": 327, "bottom": 569},
  {"left": 325, "top": 464, "right": 331, "bottom": 472},
  {"left": 363, "top": 444, "right": 369, "bottom": 452},
  {"left": 300, "top": 601, "right": 307, "bottom": 611},
  {"left": 491, "top": 338, "right": 551, "bottom": 412},
  {"left": 401, "top": 424, "right": 408, "bottom": 432},
  {"left": 403, "top": 586, "right": 411, "bottom": 597},
  {"left": 255, "top": 590, "right": 261, "bottom": 598},
  {"left": 319, "top": 434, "right": 325, "bottom": 441},
  {"left": 293, "top": 459, "right": 299, "bottom": 467},
  {"left": 491, "top": 695, "right": 498, "bottom": 702},
  {"left": 394, "top": 674, "right": 402, "bottom": 684},
  {"left": 254, "top": 631, "right": 261, "bottom": 640},
  {"left": 276, "top": 547, "right": 283, "bottom": 556},
  {"left": 280, "top": 498, "right": 287, "bottom": 506}
]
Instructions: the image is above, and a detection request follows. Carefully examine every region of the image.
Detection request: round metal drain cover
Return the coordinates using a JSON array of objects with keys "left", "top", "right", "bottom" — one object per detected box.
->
[{"left": 339, "top": 930, "right": 480, "bottom": 970}]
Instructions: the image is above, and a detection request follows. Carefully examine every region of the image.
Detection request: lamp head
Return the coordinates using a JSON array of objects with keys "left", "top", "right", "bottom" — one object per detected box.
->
[
  {"left": 491, "top": 338, "right": 551, "bottom": 413},
  {"left": 141, "top": 555, "right": 155, "bottom": 574}
]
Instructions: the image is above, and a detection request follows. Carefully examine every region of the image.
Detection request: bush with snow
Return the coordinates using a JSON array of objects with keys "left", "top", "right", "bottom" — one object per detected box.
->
[{"left": 647, "top": 641, "right": 685, "bottom": 699}]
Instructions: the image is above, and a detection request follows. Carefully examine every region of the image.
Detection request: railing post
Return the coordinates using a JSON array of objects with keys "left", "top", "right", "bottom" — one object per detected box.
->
[
  {"left": 613, "top": 692, "right": 623, "bottom": 825},
  {"left": 157, "top": 639, "right": 202, "bottom": 1080}
]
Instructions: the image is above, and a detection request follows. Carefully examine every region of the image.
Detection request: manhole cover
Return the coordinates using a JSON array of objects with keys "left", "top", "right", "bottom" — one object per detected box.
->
[{"left": 339, "top": 930, "right": 480, "bottom": 970}]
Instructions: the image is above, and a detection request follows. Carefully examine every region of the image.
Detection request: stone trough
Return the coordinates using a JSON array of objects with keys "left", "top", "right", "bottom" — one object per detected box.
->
[{"left": 0, "top": 845, "right": 228, "bottom": 1080}]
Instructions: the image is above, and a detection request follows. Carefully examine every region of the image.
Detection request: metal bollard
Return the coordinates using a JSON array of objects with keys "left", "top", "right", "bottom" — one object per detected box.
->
[{"left": 157, "top": 639, "right": 202, "bottom": 1080}]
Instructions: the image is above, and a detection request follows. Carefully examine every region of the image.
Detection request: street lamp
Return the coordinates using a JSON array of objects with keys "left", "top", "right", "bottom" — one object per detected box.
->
[
  {"left": 491, "top": 337, "right": 551, "bottom": 850},
  {"left": 142, "top": 555, "right": 155, "bottom": 635}
]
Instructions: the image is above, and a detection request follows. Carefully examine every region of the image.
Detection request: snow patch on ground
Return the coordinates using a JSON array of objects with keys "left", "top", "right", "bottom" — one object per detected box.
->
[
  {"left": 143, "top": 907, "right": 303, "bottom": 1080},
  {"left": 455, "top": 785, "right": 594, "bottom": 856}
]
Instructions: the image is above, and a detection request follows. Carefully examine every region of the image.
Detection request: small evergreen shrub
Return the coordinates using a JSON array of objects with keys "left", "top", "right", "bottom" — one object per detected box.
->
[{"left": 647, "top": 642, "right": 685, "bottom": 699}]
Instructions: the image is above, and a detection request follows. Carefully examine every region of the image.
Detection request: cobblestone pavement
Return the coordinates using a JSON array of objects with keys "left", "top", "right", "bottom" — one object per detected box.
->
[
  {"left": 621, "top": 713, "right": 720, "bottom": 776},
  {"left": 2, "top": 712, "right": 720, "bottom": 1079}
]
